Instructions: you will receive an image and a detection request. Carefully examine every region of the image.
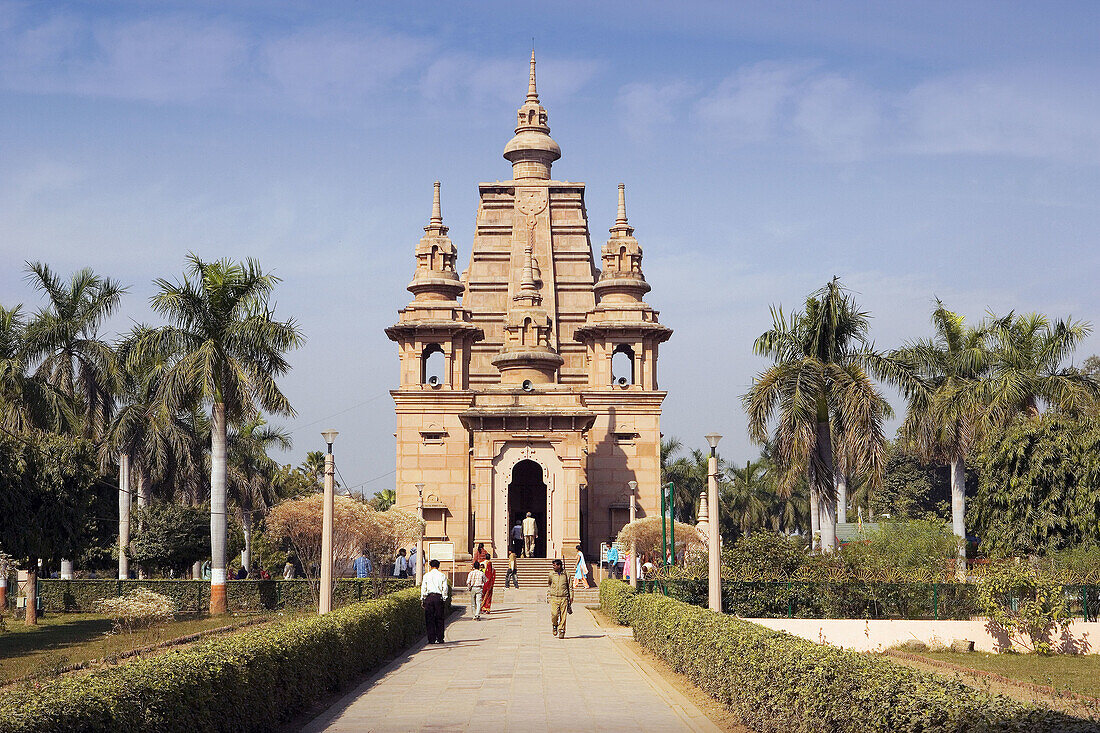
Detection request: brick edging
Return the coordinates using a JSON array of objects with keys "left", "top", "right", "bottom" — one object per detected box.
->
[{"left": 884, "top": 649, "right": 1100, "bottom": 704}]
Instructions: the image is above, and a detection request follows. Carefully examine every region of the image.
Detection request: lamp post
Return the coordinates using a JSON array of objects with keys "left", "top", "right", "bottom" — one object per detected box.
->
[
  {"left": 704, "top": 433, "right": 722, "bottom": 613},
  {"left": 627, "top": 480, "right": 638, "bottom": 589},
  {"left": 415, "top": 483, "right": 425, "bottom": 586},
  {"left": 319, "top": 429, "right": 338, "bottom": 615}
]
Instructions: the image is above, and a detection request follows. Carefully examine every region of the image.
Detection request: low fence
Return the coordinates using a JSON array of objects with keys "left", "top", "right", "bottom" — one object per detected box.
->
[
  {"left": 28, "top": 578, "right": 415, "bottom": 613},
  {"left": 636, "top": 579, "right": 1100, "bottom": 621}
]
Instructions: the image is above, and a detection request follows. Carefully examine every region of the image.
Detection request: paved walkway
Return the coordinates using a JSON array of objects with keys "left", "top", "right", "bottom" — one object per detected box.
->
[{"left": 302, "top": 587, "right": 720, "bottom": 732}]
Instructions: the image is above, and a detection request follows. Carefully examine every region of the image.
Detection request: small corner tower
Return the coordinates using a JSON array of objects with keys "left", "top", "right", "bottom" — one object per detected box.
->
[
  {"left": 386, "top": 182, "right": 483, "bottom": 389},
  {"left": 576, "top": 184, "right": 672, "bottom": 390}
]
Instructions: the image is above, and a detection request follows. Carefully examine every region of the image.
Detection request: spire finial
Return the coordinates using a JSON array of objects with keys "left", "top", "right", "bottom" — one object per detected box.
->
[
  {"left": 616, "top": 183, "right": 627, "bottom": 225},
  {"left": 526, "top": 49, "right": 538, "bottom": 103},
  {"left": 430, "top": 181, "right": 442, "bottom": 227}
]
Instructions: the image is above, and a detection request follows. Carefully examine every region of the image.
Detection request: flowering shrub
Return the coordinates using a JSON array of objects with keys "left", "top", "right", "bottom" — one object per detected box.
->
[{"left": 94, "top": 588, "right": 177, "bottom": 634}]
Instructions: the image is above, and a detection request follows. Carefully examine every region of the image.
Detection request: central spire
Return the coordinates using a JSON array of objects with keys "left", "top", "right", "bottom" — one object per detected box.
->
[{"left": 503, "top": 51, "right": 561, "bottom": 180}]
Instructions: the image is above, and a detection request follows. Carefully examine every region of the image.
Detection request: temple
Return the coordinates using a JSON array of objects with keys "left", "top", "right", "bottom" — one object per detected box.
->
[{"left": 387, "top": 53, "right": 672, "bottom": 563}]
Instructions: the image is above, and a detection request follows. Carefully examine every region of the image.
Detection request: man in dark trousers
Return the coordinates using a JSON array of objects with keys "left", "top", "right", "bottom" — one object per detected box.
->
[
  {"left": 420, "top": 559, "right": 450, "bottom": 643},
  {"left": 547, "top": 558, "right": 573, "bottom": 639}
]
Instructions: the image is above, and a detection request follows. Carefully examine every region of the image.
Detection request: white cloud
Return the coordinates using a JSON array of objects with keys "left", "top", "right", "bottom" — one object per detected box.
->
[{"left": 615, "top": 80, "right": 696, "bottom": 143}]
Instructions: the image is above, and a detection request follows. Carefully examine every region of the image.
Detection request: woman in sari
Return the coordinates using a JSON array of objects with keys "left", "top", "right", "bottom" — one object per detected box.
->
[
  {"left": 480, "top": 556, "right": 496, "bottom": 615},
  {"left": 472, "top": 542, "right": 489, "bottom": 567}
]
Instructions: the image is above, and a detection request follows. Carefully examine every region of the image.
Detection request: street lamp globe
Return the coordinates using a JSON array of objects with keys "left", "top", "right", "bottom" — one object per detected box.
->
[
  {"left": 627, "top": 480, "right": 637, "bottom": 492},
  {"left": 321, "top": 429, "right": 339, "bottom": 449},
  {"left": 704, "top": 433, "right": 722, "bottom": 450}
]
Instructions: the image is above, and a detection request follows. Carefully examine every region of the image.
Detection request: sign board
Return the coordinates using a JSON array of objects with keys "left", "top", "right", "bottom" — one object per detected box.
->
[
  {"left": 600, "top": 541, "right": 626, "bottom": 564},
  {"left": 426, "top": 542, "right": 455, "bottom": 562},
  {"left": 426, "top": 541, "right": 457, "bottom": 588}
]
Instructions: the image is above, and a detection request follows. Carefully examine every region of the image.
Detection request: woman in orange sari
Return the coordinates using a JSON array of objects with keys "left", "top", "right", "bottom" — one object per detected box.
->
[{"left": 480, "top": 556, "right": 496, "bottom": 615}]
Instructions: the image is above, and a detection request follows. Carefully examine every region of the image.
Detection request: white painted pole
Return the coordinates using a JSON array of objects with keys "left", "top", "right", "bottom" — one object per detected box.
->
[
  {"left": 415, "top": 484, "right": 425, "bottom": 587},
  {"left": 705, "top": 433, "right": 723, "bottom": 613},
  {"left": 320, "top": 439, "right": 336, "bottom": 615},
  {"left": 628, "top": 481, "right": 637, "bottom": 589}
]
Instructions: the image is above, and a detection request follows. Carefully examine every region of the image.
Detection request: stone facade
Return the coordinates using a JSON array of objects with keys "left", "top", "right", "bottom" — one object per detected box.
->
[{"left": 387, "top": 53, "right": 671, "bottom": 562}]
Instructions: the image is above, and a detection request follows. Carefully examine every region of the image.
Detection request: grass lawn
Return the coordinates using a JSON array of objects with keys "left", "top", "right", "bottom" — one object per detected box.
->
[
  {"left": 916, "top": 650, "right": 1100, "bottom": 699},
  {"left": 0, "top": 612, "right": 273, "bottom": 683}
]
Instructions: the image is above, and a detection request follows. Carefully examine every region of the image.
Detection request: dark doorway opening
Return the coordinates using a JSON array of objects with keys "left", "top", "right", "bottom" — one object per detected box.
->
[{"left": 509, "top": 459, "right": 547, "bottom": 558}]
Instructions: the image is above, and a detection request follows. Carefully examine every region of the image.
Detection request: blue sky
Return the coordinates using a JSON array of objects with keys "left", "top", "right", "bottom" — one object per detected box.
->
[{"left": 2, "top": 1, "right": 1098, "bottom": 495}]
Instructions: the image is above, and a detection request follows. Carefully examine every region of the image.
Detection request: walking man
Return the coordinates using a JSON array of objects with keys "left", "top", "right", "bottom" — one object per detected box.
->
[
  {"left": 421, "top": 559, "right": 450, "bottom": 643},
  {"left": 547, "top": 558, "right": 573, "bottom": 639},
  {"left": 353, "top": 549, "right": 372, "bottom": 578},
  {"left": 522, "top": 512, "right": 538, "bottom": 558},
  {"left": 504, "top": 551, "right": 519, "bottom": 587},
  {"left": 467, "top": 561, "right": 486, "bottom": 620},
  {"left": 510, "top": 519, "right": 524, "bottom": 556}
]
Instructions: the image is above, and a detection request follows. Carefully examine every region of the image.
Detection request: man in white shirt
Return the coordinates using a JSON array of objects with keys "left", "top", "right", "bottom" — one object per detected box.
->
[
  {"left": 522, "top": 512, "right": 538, "bottom": 558},
  {"left": 421, "top": 559, "right": 450, "bottom": 643},
  {"left": 466, "top": 561, "right": 486, "bottom": 620}
]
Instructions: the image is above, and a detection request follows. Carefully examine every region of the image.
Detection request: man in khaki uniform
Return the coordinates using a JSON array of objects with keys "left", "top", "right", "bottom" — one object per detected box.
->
[{"left": 547, "top": 558, "right": 573, "bottom": 638}]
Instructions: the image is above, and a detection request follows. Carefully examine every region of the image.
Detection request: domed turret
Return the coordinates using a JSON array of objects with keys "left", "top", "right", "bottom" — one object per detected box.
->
[{"left": 502, "top": 51, "right": 561, "bottom": 181}]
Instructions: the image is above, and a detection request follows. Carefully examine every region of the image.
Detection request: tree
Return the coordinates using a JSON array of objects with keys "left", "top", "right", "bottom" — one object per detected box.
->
[
  {"left": 986, "top": 312, "right": 1099, "bottom": 419},
  {"left": 132, "top": 256, "right": 303, "bottom": 613},
  {"left": 0, "top": 305, "right": 71, "bottom": 433},
  {"left": 743, "top": 278, "right": 902, "bottom": 552},
  {"left": 127, "top": 503, "right": 209, "bottom": 576},
  {"left": 0, "top": 432, "right": 99, "bottom": 624},
  {"left": 661, "top": 439, "right": 710, "bottom": 523},
  {"left": 369, "top": 489, "right": 396, "bottom": 511},
  {"left": 892, "top": 301, "right": 990, "bottom": 575},
  {"left": 970, "top": 414, "right": 1100, "bottom": 556},
  {"left": 721, "top": 460, "right": 770, "bottom": 542},
  {"left": 227, "top": 418, "right": 291, "bottom": 572},
  {"left": 23, "top": 262, "right": 126, "bottom": 442}
]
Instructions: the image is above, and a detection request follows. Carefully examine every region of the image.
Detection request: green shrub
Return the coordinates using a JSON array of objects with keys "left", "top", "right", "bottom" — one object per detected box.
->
[
  {"left": 0, "top": 588, "right": 426, "bottom": 733},
  {"left": 599, "top": 579, "right": 638, "bottom": 624},
  {"left": 600, "top": 580, "right": 1093, "bottom": 732},
  {"left": 36, "top": 578, "right": 414, "bottom": 613},
  {"left": 976, "top": 562, "right": 1071, "bottom": 654}
]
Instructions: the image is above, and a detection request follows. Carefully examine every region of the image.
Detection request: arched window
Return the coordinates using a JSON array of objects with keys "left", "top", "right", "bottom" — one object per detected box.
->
[
  {"left": 528, "top": 109, "right": 536, "bottom": 125},
  {"left": 612, "top": 344, "right": 634, "bottom": 386},
  {"left": 421, "top": 344, "right": 444, "bottom": 386}
]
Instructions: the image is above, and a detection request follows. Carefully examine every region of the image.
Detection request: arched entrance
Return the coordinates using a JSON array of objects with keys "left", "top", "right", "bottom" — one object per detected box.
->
[{"left": 508, "top": 459, "right": 547, "bottom": 557}]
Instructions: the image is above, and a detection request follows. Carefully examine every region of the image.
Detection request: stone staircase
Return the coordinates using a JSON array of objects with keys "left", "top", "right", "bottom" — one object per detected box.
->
[{"left": 508, "top": 557, "right": 601, "bottom": 605}]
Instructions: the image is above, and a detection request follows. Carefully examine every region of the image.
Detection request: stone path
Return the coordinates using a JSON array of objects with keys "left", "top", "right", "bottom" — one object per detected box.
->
[{"left": 302, "top": 587, "right": 720, "bottom": 732}]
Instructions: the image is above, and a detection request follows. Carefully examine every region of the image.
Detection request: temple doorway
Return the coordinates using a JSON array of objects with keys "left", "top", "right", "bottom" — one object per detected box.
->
[{"left": 509, "top": 459, "right": 547, "bottom": 557}]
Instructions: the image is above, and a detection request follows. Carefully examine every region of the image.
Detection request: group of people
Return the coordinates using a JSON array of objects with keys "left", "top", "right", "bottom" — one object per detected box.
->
[
  {"left": 418, "top": 539, "right": 580, "bottom": 643},
  {"left": 389, "top": 547, "right": 422, "bottom": 579},
  {"left": 509, "top": 512, "right": 539, "bottom": 557},
  {"left": 601, "top": 542, "right": 655, "bottom": 582}
]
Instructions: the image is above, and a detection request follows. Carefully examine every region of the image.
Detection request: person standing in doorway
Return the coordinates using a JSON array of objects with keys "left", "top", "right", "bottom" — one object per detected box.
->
[
  {"left": 504, "top": 551, "right": 519, "bottom": 587},
  {"left": 548, "top": 558, "right": 573, "bottom": 638},
  {"left": 421, "top": 559, "right": 450, "bottom": 643},
  {"left": 467, "top": 561, "right": 486, "bottom": 620},
  {"left": 522, "top": 512, "right": 538, "bottom": 558},
  {"left": 510, "top": 519, "right": 524, "bottom": 556}
]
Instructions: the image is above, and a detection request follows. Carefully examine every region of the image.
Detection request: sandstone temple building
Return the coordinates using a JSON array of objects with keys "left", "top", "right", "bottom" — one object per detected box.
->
[{"left": 387, "top": 53, "right": 672, "bottom": 563}]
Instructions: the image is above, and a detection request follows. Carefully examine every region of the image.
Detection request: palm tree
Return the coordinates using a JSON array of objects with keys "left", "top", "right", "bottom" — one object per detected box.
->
[
  {"left": 722, "top": 460, "right": 770, "bottom": 541},
  {"left": 22, "top": 263, "right": 126, "bottom": 442},
  {"left": 743, "top": 278, "right": 903, "bottom": 552},
  {"left": 661, "top": 439, "right": 710, "bottom": 523},
  {"left": 132, "top": 256, "right": 303, "bottom": 613},
  {"left": 227, "top": 418, "right": 291, "bottom": 573},
  {"left": 370, "top": 489, "right": 397, "bottom": 511},
  {"left": 986, "top": 312, "right": 1099, "bottom": 419},
  {"left": 0, "top": 305, "right": 71, "bottom": 433},
  {"left": 892, "top": 301, "right": 991, "bottom": 577},
  {"left": 108, "top": 334, "right": 200, "bottom": 578}
]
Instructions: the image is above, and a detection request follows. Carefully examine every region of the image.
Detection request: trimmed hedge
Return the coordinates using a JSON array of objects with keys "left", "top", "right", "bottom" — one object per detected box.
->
[
  {"left": 34, "top": 578, "right": 414, "bottom": 613},
  {"left": 0, "top": 587, "right": 427, "bottom": 733},
  {"left": 657, "top": 579, "right": 980, "bottom": 620},
  {"left": 599, "top": 580, "right": 1096, "bottom": 732}
]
